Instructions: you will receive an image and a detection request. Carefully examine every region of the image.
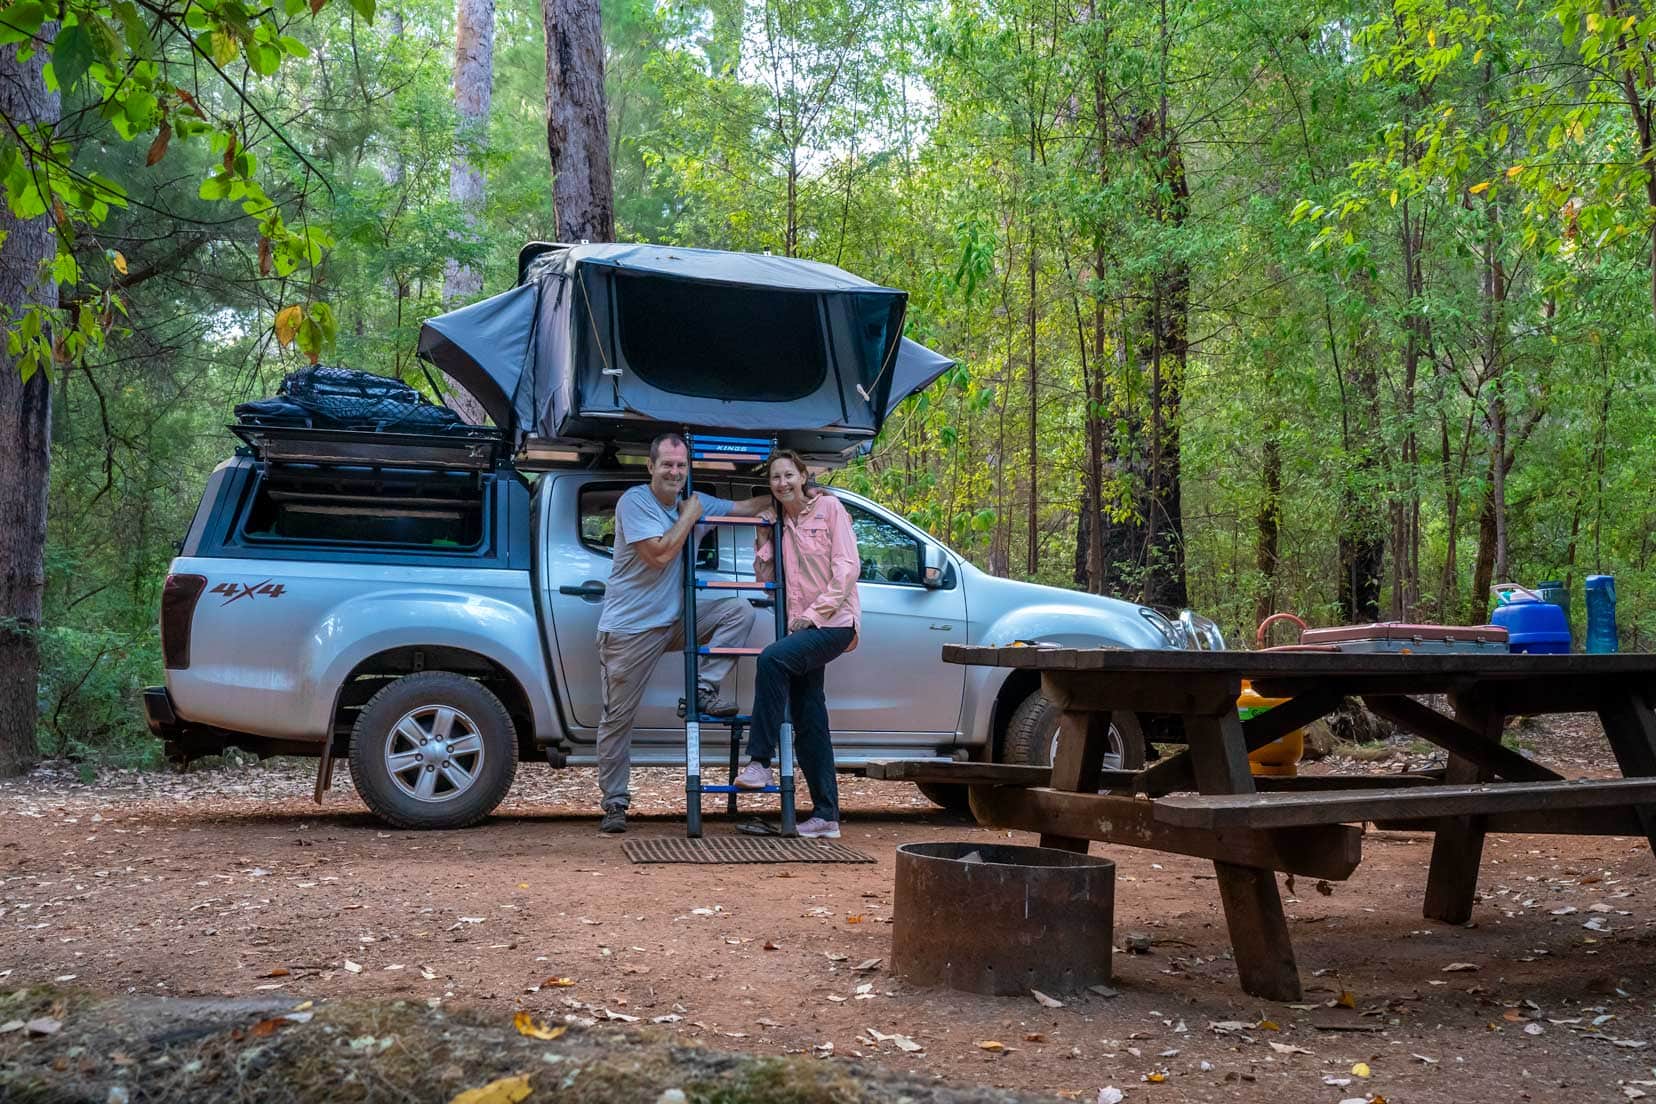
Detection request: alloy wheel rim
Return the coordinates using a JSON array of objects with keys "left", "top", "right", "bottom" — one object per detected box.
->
[
  {"left": 1047, "top": 724, "right": 1124, "bottom": 772},
  {"left": 383, "top": 705, "right": 485, "bottom": 803}
]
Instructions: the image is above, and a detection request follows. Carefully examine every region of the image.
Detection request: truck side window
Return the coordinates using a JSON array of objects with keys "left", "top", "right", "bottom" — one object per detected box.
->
[
  {"left": 578, "top": 483, "right": 718, "bottom": 568},
  {"left": 841, "top": 501, "right": 923, "bottom": 585}
]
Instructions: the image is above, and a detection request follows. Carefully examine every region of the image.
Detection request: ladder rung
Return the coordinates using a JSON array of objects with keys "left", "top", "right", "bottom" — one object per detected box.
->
[
  {"left": 693, "top": 452, "right": 767, "bottom": 463},
  {"left": 700, "top": 785, "right": 781, "bottom": 794},
  {"left": 695, "top": 714, "right": 753, "bottom": 725},
  {"left": 698, "top": 646, "right": 763, "bottom": 656},
  {"left": 704, "top": 515, "right": 768, "bottom": 526},
  {"left": 696, "top": 580, "right": 776, "bottom": 590}
]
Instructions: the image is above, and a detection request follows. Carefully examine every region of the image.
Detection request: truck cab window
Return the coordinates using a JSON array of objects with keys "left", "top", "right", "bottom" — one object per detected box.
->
[
  {"left": 841, "top": 501, "right": 923, "bottom": 585},
  {"left": 578, "top": 483, "right": 718, "bottom": 569}
]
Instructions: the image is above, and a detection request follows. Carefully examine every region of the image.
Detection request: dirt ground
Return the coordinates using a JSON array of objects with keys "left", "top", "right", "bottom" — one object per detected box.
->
[{"left": 3, "top": 716, "right": 1654, "bottom": 1103}]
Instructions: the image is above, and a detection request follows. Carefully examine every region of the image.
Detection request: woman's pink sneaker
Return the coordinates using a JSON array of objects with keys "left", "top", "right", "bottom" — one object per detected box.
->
[
  {"left": 796, "top": 817, "right": 840, "bottom": 839},
  {"left": 733, "top": 762, "right": 773, "bottom": 790}
]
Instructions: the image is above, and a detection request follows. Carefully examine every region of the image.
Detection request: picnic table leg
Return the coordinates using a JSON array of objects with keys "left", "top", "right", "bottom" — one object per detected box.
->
[
  {"left": 1596, "top": 688, "right": 1656, "bottom": 858},
  {"left": 1039, "top": 709, "right": 1113, "bottom": 853},
  {"left": 1422, "top": 694, "right": 1497, "bottom": 924},
  {"left": 1184, "top": 704, "right": 1302, "bottom": 1002}
]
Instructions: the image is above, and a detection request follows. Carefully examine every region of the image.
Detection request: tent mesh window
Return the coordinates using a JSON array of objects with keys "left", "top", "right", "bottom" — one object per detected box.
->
[{"left": 613, "top": 274, "right": 828, "bottom": 402}]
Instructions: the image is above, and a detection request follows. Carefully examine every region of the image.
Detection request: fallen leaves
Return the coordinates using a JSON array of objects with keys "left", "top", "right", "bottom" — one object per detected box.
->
[
  {"left": 863, "top": 1027, "right": 922, "bottom": 1052},
  {"left": 1031, "top": 989, "right": 1065, "bottom": 1009},
  {"left": 449, "top": 1074, "right": 533, "bottom": 1104},
  {"left": 343, "top": 960, "right": 363, "bottom": 974},
  {"left": 1441, "top": 962, "right": 1479, "bottom": 973},
  {"left": 513, "top": 1012, "right": 566, "bottom": 1041},
  {"left": 24, "top": 1018, "right": 61, "bottom": 1037},
  {"left": 1268, "top": 1041, "right": 1312, "bottom": 1056}
]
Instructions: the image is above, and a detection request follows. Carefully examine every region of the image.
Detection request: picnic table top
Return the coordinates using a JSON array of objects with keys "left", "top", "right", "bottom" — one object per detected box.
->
[{"left": 941, "top": 644, "right": 1656, "bottom": 678}]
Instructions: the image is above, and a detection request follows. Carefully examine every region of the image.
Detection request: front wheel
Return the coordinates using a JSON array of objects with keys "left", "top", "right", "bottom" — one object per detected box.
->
[
  {"left": 348, "top": 672, "right": 518, "bottom": 829},
  {"left": 1002, "top": 689, "right": 1144, "bottom": 773}
]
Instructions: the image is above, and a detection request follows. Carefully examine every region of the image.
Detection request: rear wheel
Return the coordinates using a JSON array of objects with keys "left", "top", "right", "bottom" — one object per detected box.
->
[
  {"left": 348, "top": 672, "right": 518, "bottom": 829},
  {"left": 913, "top": 781, "right": 973, "bottom": 813},
  {"left": 1002, "top": 689, "right": 1144, "bottom": 773}
]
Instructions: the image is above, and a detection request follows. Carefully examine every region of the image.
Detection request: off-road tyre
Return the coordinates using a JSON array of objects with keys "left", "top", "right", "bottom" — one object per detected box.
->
[
  {"left": 914, "top": 782, "right": 973, "bottom": 814},
  {"left": 1001, "top": 689, "right": 1143, "bottom": 772},
  {"left": 348, "top": 672, "right": 518, "bottom": 830}
]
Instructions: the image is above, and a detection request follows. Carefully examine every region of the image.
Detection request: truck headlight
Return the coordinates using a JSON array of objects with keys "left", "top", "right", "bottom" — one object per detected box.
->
[
  {"left": 1178, "top": 610, "right": 1225, "bottom": 650},
  {"left": 1139, "top": 608, "right": 1185, "bottom": 649}
]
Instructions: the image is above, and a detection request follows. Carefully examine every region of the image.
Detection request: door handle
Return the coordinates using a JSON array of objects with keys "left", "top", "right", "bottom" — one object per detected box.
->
[
  {"left": 560, "top": 582, "right": 606, "bottom": 599},
  {"left": 928, "top": 623, "right": 954, "bottom": 631}
]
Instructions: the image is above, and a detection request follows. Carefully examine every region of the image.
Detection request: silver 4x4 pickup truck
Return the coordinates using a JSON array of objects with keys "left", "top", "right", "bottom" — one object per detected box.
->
[{"left": 144, "top": 428, "right": 1223, "bottom": 829}]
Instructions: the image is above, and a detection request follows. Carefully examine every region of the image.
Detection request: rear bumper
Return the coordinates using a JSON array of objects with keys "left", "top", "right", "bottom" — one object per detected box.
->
[
  {"left": 142, "top": 686, "right": 180, "bottom": 735},
  {"left": 142, "top": 686, "right": 322, "bottom": 760}
]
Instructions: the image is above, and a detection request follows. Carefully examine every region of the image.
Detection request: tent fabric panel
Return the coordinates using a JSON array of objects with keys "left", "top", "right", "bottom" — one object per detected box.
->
[
  {"left": 883, "top": 339, "right": 956, "bottom": 420},
  {"left": 522, "top": 241, "right": 908, "bottom": 295},
  {"left": 415, "top": 282, "right": 538, "bottom": 437}
]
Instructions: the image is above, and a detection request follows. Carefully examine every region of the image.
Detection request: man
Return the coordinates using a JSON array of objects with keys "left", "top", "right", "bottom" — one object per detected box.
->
[{"left": 595, "top": 433, "right": 770, "bottom": 834}]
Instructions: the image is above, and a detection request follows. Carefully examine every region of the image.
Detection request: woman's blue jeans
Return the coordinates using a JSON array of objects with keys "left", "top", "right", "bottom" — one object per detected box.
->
[{"left": 745, "top": 626, "right": 855, "bottom": 823}]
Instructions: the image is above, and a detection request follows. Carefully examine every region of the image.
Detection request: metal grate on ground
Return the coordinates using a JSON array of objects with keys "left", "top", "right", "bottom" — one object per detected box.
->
[{"left": 622, "top": 836, "right": 875, "bottom": 864}]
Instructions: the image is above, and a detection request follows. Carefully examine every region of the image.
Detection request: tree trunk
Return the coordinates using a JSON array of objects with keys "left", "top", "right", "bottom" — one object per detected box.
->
[
  {"left": 0, "top": 38, "right": 59, "bottom": 777},
  {"left": 1337, "top": 275, "right": 1384, "bottom": 624},
  {"left": 543, "top": 0, "right": 615, "bottom": 243},
  {"left": 1025, "top": 199, "right": 1038, "bottom": 578},
  {"left": 1254, "top": 435, "right": 1281, "bottom": 628},
  {"left": 441, "top": 0, "right": 495, "bottom": 424}
]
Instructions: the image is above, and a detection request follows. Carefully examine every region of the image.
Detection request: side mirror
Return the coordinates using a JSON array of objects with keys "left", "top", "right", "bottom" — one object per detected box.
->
[{"left": 922, "top": 543, "right": 949, "bottom": 589}]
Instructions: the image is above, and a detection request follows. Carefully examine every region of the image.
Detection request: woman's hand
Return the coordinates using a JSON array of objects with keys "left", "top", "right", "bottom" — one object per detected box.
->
[{"left": 787, "top": 616, "right": 813, "bottom": 633}]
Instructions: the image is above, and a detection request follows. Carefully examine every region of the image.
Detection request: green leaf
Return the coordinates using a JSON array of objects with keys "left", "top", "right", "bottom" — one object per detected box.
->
[
  {"left": 51, "top": 22, "right": 96, "bottom": 91},
  {"left": 0, "top": 1, "right": 47, "bottom": 46},
  {"left": 198, "top": 173, "right": 232, "bottom": 200},
  {"left": 348, "top": 0, "right": 374, "bottom": 21},
  {"left": 209, "top": 28, "right": 239, "bottom": 64}
]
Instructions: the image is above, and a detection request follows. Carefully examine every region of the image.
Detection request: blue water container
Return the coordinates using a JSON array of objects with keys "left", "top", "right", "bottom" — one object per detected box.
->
[
  {"left": 1585, "top": 575, "right": 1618, "bottom": 654},
  {"left": 1490, "top": 584, "right": 1572, "bottom": 654}
]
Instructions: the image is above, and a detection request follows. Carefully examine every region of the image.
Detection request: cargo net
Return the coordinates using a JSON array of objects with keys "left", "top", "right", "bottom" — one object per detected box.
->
[{"left": 277, "top": 366, "right": 463, "bottom": 431}]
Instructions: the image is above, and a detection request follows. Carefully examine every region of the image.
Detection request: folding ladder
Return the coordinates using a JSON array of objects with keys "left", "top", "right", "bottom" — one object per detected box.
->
[{"left": 680, "top": 433, "right": 796, "bottom": 838}]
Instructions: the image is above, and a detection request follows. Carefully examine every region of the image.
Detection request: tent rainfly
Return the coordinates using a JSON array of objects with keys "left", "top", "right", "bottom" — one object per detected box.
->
[{"left": 417, "top": 242, "right": 955, "bottom": 460}]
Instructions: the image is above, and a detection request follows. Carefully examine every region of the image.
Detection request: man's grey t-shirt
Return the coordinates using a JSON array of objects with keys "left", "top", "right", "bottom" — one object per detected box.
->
[{"left": 597, "top": 485, "right": 735, "bottom": 634}]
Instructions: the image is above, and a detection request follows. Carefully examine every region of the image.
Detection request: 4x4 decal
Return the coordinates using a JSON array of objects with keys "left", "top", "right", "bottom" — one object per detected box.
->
[{"left": 210, "top": 579, "right": 288, "bottom": 605}]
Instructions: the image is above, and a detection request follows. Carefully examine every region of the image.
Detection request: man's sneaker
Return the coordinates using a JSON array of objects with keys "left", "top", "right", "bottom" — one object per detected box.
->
[
  {"left": 599, "top": 806, "right": 627, "bottom": 834},
  {"left": 796, "top": 816, "right": 840, "bottom": 839},
  {"left": 733, "top": 761, "right": 773, "bottom": 790},
  {"left": 678, "top": 684, "right": 738, "bottom": 718}
]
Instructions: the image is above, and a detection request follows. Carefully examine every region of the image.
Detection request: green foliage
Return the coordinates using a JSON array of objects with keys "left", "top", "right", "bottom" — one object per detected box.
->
[{"left": 21, "top": 0, "right": 1656, "bottom": 762}]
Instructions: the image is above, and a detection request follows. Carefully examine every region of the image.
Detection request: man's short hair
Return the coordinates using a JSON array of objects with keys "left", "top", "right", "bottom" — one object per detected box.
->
[{"left": 649, "top": 433, "right": 687, "bottom": 462}]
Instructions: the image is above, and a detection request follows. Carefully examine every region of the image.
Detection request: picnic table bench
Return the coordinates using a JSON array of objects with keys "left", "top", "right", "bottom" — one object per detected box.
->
[{"left": 868, "top": 647, "right": 1656, "bottom": 1001}]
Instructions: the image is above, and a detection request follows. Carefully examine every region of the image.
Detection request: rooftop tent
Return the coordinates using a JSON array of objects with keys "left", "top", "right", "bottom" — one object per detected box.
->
[{"left": 417, "top": 242, "right": 955, "bottom": 460}]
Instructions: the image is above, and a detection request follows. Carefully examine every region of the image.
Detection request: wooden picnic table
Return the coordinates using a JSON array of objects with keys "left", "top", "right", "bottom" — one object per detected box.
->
[{"left": 880, "top": 647, "right": 1656, "bottom": 1002}]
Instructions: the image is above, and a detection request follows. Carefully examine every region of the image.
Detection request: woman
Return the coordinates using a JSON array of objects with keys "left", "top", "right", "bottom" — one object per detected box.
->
[{"left": 732, "top": 450, "right": 860, "bottom": 839}]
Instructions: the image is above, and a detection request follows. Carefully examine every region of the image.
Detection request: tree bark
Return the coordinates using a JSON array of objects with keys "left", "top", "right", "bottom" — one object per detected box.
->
[
  {"left": 0, "top": 38, "right": 59, "bottom": 776},
  {"left": 543, "top": 0, "right": 615, "bottom": 243},
  {"left": 1025, "top": 193, "right": 1038, "bottom": 578},
  {"left": 1337, "top": 274, "right": 1384, "bottom": 624},
  {"left": 441, "top": 0, "right": 495, "bottom": 424}
]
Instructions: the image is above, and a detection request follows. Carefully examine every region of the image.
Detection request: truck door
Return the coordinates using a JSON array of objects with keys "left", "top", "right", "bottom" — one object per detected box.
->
[
  {"left": 734, "top": 489, "right": 967, "bottom": 740},
  {"left": 540, "top": 475, "right": 732, "bottom": 738}
]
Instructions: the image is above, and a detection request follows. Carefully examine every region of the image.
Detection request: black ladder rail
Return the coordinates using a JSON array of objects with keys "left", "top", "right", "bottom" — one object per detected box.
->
[{"left": 681, "top": 433, "right": 796, "bottom": 838}]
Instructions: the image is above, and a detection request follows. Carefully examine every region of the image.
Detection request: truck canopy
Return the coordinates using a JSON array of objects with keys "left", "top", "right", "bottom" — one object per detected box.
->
[{"left": 417, "top": 242, "right": 954, "bottom": 459}]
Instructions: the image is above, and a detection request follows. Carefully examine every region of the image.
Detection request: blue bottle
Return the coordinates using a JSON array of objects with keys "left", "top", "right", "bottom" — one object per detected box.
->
[{"left": 1585, "top": 575, "right": 1618, "bottom": 654}]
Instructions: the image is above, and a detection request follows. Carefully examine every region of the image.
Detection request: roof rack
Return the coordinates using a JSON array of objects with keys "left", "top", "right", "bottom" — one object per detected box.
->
[{"left": 230, "top": 424, "right": 507, "bottom": 471}]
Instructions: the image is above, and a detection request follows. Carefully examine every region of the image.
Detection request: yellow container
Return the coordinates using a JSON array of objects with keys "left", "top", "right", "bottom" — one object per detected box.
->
[{"left": 1238, "top": 680, "right": 1303, "bottom": 777}]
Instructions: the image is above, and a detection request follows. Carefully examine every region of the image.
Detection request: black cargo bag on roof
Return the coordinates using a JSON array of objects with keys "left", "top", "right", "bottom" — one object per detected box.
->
[{"left": 235, "top": 366, "right": 466, "bottom": 433}]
